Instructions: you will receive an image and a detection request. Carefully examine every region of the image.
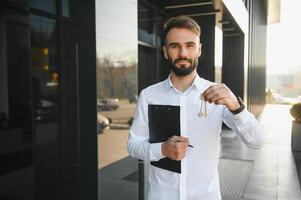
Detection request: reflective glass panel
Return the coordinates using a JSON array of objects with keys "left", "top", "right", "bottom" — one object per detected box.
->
[
  {"left": 29, "top": 0, "right": 56, "bottom": 14},
  {"left": 96, "top": 0, "right": 138, "bottom": 199},
  {"left": 0, "top": 13, "right": 34, "bottom": 200},
  {"left": 62, "top": 0, "right": 70, "bottom": 17},
  {"left": 30, "top": 15, "right": 59, "bottom": 123},
  {"left": 138, "top": 2, "right": 155, "bottom": 46},
  {"left": 30, "top": 14, "right": 60, "bottom": 198}
]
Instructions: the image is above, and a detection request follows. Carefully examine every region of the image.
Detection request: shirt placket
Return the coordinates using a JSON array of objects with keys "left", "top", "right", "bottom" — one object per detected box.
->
[{"left": 179, "top": 93, "right": 187, "bottom": 200}]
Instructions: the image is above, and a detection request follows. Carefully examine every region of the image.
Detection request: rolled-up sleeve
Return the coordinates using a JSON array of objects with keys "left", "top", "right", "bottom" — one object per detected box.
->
[
  {"left": 223, "top": 107, "right": 264, "bottom": 148},
  {"left": 127, "top": 90, "right": 165, "bottom": 161}
]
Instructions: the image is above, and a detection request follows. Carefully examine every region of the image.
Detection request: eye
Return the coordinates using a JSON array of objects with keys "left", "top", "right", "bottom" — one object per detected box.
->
[
  {"left": 186, "top": 43, "right": 195, "bottom": 48},
  {"left": 170, "top": 44, "right": 178, "bottom": 49}
]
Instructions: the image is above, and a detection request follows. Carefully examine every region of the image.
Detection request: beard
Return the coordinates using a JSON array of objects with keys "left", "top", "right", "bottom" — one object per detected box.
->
[{"left": 168, "top": 57, "right": 198, "bottom": 76}]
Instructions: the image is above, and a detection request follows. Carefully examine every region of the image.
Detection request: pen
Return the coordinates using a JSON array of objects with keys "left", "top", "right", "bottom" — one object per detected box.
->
[{"left": 169, "top": 137, "right": 194, "bottom": 148}]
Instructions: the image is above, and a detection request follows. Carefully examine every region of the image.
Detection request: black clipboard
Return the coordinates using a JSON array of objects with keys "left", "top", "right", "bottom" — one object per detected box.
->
[{"left": 148, "top": 104, "right": 181, "bottom": 173}]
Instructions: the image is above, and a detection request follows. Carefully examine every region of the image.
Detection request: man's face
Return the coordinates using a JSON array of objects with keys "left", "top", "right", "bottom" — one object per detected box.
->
[{"left": 163, "top": 28, "right": 202, "bottom": 76}]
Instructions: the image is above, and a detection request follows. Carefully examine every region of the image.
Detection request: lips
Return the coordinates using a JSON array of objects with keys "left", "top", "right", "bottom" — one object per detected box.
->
[
  {"left": 177, "top": 60, "right": 189, "bottom": 64},
  {"left": 175, "top": 59, "right": 192, "bottom": 65}
]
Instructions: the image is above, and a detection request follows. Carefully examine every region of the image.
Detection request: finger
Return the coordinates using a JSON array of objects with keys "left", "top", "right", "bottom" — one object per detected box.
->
[
  {"left": 172, "top": 135, "right": 188, "bottom": 142},
  {"left": 168, "top": 139, "right": 177, "bottom": 148},
  {"left": 175, "top": 152, "right": 186, "bottom": 161},
  {"left": 213, "top": 97, "right": 228, "bottom": 105},
  {"left": 205, "top": 92, "right": 221, "bottom": 103},
  {"left": 202, "top": 85, "right": 224, "bottom": 102},
  {"left": 165, "top": 139, "right": 176, "bottom": 150},
  {"left": 208, "top": 90, "right": 230, "bottom": 103},
  {"left": 204, "top": 89, "right": 227, "bottom": 103},
  {"left": 204, "top": 85, "right": 232, "bottom": 103},
  {"left": 202, "top": 83, "right": 230, "bottom": 97},
  {"left": 173, "top": 151, "right": 186, "bottom": 161},
  {"left": 204, "top": 83, "right": 224, "bottom": 92},
  {"left": 175, "top": 142, "right": 188, "bottom": 149},
  {"left": 202, "top": 85, "right": 217, "bottom": 97}
]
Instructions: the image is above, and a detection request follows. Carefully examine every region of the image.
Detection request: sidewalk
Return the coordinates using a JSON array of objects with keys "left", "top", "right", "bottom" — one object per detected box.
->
[
  {"left": 98, "top": 104, "right": 301, "bottom": 200},
  {"left": 221, "top": 104, "right": 301, "bottom": 200}
]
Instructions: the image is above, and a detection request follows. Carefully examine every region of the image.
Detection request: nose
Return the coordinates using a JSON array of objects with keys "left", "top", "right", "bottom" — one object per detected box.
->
[{"left": 179, "top": 46, "right": 188, "bottom": 58}]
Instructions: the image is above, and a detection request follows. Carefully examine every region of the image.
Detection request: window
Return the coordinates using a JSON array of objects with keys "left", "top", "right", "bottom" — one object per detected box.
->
[
  {"left": 96, "top": 0, "right": 138, "bottom": 199},
  {"left": 62, "top": 0, "right": 70, "bottom": 17},
  {"left": 30, "top": 15, "right": 59, "bottom": 122},
  {"left": 29, "top": 0, "right": 56, "bottom": 14}
]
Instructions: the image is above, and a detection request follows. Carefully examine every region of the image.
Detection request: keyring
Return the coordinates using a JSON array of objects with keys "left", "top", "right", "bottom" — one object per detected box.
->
[{"left": 198, "top": 95, "right": 208, "bottom": 118}]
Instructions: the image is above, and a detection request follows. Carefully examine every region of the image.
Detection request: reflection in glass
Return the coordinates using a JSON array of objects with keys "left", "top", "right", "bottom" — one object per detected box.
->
[
  {"left": 30, "top": 15, "right": 59, "bottom": 123},
  {"left": 96, "top": 0, "right": 138, "bottom": 199},
  {"left": 0, "top": 13, "right": 34, "bottom": 200},
  {"left": 30, "top": 14, "right": 60, "bottom": 199},
  {"left": 97, "top": 0, "right": 138, "bottom": 166},
  {"left": 138, "top": 2, "right": 155, "bottom": 46},
  {"left": 97, "top": 57, "right": 137, "bottom": 101},
  {"left": 62, "top": 0, "right": 70, "bottom": 17},
  {"left": 29, "top": 0, "right": 56, "bottom": 14}
]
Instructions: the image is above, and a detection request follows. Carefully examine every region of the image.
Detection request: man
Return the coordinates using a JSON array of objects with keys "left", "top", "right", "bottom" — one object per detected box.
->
[{"left": 128, "top": 16, "right": 263, "bottom": 200}]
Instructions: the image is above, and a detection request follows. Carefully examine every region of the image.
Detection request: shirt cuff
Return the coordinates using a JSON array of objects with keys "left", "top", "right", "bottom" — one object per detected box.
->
[
  {"left": 230, "top": 97, "right": 245, "bottom": 115},
  {"left": 150, "top": 142, "right": 165, "bottom": 161},
  {"left": 233, "top": 107, "right": 248, "bottom": 120}
]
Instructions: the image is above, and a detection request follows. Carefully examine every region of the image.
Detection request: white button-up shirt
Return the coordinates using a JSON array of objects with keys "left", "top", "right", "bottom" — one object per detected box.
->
[{"left": 128, "top": 75, "right": 263, "bottom": 200}]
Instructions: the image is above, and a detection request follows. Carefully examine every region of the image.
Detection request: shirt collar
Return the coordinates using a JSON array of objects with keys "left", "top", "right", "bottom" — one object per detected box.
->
[
  {"left": 165, "top": 74, "right": 173, "bottom": 91},
  {"left": 164, "top": 74, "right": 204, "bottom": 92},
  {"left": 191, "top": 74, "right": 202, "bottom": 90}
]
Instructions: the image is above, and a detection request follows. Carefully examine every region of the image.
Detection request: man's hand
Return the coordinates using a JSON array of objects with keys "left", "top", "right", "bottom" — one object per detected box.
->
[
  {"left": 202, "top": 83, "right": 240, "bottom": 111},
  {"left": 161, "top": 136, "right": 189, "bottom": 161}
]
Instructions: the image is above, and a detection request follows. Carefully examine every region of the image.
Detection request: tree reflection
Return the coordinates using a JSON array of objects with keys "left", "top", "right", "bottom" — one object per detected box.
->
[{"left": 97, "top": 55, "right": 137, "bottom": 100}]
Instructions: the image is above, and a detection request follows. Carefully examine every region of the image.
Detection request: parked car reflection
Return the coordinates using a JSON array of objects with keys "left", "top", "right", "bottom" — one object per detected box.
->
[
  {"left": 97, "top": 113, "right": 110, "bottom": 134},
  {"left": 128, "top": 95, "right": 138, "bottom": 103},
  {"left": 35, "top": 99, "right": 56, "bottom": 121},
  {"left": 97, "top": 107, "right": 111, "bottom": 134},
  {"left": 97, "top": 98, "right": 119, "bottom": 111}
]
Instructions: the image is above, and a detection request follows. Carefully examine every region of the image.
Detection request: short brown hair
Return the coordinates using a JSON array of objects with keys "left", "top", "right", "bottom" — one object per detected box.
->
[{"left": 163, "top": 16, "right": 201, "bottom": 45}]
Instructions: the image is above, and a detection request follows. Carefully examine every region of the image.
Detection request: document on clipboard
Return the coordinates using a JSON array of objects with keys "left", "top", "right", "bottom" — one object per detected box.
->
[{"left": 148, "top": 104, "right": 181, "bottom": 173}]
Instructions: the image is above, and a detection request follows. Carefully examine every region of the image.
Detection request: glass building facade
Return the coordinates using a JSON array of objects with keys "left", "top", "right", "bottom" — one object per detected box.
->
[
  {"left": 0, "top": 0, "right": 269, "bottom": 199},
  {"left": 96, "top": 0, "right": 138, "bottom": 199},
  {"left": 0, "top": 0, "right": 97, "bottom": 199}
]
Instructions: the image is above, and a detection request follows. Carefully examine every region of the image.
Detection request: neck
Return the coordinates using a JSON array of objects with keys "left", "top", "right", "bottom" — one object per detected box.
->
[{"left": 170, "top": 71, "right": 197, "bottom": 92}]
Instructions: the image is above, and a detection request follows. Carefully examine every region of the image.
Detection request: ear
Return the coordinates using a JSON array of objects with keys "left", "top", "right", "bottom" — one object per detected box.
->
[
  {"left": 198, "top": 43, "right": 202, "bottom": 57},
  {"left": 163, "top": 46, "right": 168, "bottom": 59}
]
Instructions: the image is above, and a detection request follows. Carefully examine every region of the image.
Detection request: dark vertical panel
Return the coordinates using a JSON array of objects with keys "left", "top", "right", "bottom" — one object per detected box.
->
[
  {"left": 155, "top": 12, "right": 168, "bottom": 82},
  {"left": 159, "top": 50, "right": 170, "bottom": 81},
  {"left": 158, "top": 15, "right": 170, "bottom": 82},
  {"left": 30, "top": 16, "right": 61, "bottom": 200},
  {"left": 0, "top": 1, "right": 98, "bottom": 200},
  {"left": 196, "top": 15, "right": 216, "bottom": 82},
  {"left": 139, "top": 0, "right": 167, "bottom": 87},
  {"left": 60, "top": 23, "right": 81, "bottom": 199},
  {"left": 0, "top": 2, "right": 34, "bottom": 200},
  {"left": 247, "top": 0, "right": 267, "bottom": 116},
  {"left": 59, "top": 0, "right": 97, "bottom": 199},
  {"left": 222, "top": 34, "right": 245, "bottom": 98},
  {"left": 138, "top": 45, "right": 157, "bottom": 91}
]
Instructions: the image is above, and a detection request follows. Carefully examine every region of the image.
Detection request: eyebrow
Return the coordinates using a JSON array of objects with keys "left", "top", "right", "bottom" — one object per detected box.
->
[
  {"left": 168, "top": 41, "right": 196, "bottom": 47},
  {"left": 167, "top": 42, "right": 179, "bottom": 47},
  {"left": 186, "top": 42, "right": 196, "bottom": 45}
]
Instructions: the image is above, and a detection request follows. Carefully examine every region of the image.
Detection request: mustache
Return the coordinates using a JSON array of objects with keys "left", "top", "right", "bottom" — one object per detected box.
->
[{"left": 174, "top": 58, "right": 193, "bottom": 64}]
